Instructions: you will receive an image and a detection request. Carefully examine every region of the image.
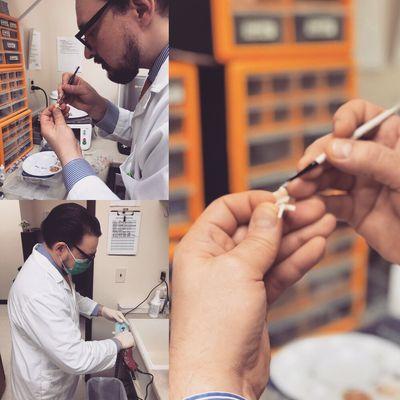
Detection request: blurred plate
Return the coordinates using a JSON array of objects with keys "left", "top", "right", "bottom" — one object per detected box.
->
[
  {"left": 270, "top": 333, "right": 400, "bottom": 400},
  {"left": 22, "top": 151, "right": 62, "bottom": 177}
]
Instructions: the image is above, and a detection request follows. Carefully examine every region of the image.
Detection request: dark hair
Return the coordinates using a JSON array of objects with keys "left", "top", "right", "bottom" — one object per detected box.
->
[
  {"left": 41, "top": 203, "right": 102, "bottom": 248},
  {"left": 109, "top": 0, "right": 169, "bottom": 17}
]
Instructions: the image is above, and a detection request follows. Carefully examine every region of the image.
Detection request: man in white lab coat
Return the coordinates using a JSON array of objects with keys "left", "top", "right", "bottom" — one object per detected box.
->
[
  {"left": 8, "top": 203, "right": 135, "bottom": 400},
  {"left": 40, "top": 0, "right": 169, "bottom": 200}
]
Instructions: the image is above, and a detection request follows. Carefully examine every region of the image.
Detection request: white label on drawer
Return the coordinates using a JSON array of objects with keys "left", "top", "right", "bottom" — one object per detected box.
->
[
  {"left": 239, "top": 19, "right": 280, "bottom": 42},
  {"left": 9, "top": 55, "right": 19, "bottom": 61},
  {"left": 302, "top": 17, "right": 340, "bottom": 40},
  {"left": 170, "top": 82, "right": 185, "bottom": 105},
  {"left": 7, "top": 42, "right": 16, "bottom": 49}
]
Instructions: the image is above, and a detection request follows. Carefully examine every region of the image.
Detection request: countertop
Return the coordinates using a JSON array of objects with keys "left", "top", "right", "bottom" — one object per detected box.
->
[{"left": 2, "top": 131, "right": 127, "bottom": 199}]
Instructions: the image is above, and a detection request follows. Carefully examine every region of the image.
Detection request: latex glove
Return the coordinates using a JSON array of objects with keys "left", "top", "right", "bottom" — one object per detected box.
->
[
  {"left": 101, "top": 306, "right": 129, "bottom": 325},
  {"left": 289, "top": 99, "right": 400, "bottom": 264},
  {"left": 114, "top": 331, "right": 135, "bottom": 350},
  {"left": 58, "top": 72, "right": 107, "bottom": 122},
  {"left": 40, "top": 106, "right": 82, "bottom": 166},
  {"left": 170, "top": 191, "right": 336, "bottom": 399}
]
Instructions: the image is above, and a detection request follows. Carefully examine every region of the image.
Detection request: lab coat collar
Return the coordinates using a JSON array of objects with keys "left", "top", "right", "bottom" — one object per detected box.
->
[
  {"left": 150, "top": 57, "right": 169, "bottom": 94},
  {"left": 32, "top": 244, "right": 66, "bottom": 285}
]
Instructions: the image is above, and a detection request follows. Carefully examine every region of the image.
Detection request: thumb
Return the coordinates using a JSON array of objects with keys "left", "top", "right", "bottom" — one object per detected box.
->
[
  {"left": 229, "top": 202, "right": 282, "bottom": 277},
  {"left": 62, "top": 83, "right": 85, "bottom": 96},
  {"left": 326, "top": 139, "right": 400, "bottom": 189}
]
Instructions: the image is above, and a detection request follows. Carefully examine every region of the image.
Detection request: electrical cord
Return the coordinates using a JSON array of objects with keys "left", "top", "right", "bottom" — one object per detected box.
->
[
  {"left": 31, "top": 85, "right": 49, "bottom": 108},
  {"left": 123, "top": 279, "right": 167, "bottom": 316},
  {"left": 136, "top": 368, "right": 154, "bottom": 400},
  {"left": 160, "top": 279, "right": 169, "bottom": 314}
]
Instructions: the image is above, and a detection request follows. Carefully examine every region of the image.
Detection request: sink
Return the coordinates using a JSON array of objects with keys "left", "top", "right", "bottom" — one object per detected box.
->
[{"left": 128, "top": 318, "right": 169, "bottom": 371}]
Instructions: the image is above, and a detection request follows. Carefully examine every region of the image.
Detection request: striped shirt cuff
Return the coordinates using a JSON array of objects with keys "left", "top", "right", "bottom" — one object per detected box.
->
[
  {"left": 91, "top": 304, "right": 101, "bottom": 317},
  {"left": 111, "top": 338, "right": 122, "bottom": 353},
  {"left": 95, "top": 99, "right": 119, "bottom": 134},
  {"left": 62, "top": 158, "right": 96, "bottom": 192},
  {"left": 184, "top": 393, "right": 247, "bottom": 400}
]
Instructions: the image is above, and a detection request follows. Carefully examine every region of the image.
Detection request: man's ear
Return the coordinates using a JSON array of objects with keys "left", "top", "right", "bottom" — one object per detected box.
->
[
  {"left": 132, "top": 0, "right": 155, "bottom": 25},
  {"left": 53, "top": 242, "right": 67, "bottom": 257}
]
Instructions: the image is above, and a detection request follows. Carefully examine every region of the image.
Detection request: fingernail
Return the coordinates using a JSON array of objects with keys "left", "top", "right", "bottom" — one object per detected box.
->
[
  {"left": 255, "top": 205, "right": 278, "bottom": 229},
  {"left": 332, "top": 140, "right": 352, "bottom": 159}
]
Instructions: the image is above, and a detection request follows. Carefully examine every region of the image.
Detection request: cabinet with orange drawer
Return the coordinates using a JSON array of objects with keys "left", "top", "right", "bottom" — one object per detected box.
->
[
  {"left": 225, "top": 58, "right": 356, "bottom": 193},
  {"left": 172, "top": 0, "right": 353, "bottom": 63},
  {"left": 0, "top": 68, "right": 28, "bottom": 124},
  {"left": 269, "top": 237, "right": 368, "bottom": 348},
  {"left": 170, "top": 61, "right": 205, "bottom": 239},
  {"left": 0, "top": 109, "right": 33, "bottom": 171},
  {"left": 0, "top": 14, "right": 23, "bottom": 68}
]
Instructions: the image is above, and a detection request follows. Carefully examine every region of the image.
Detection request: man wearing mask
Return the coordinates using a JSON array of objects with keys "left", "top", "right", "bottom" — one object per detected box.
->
[
  {"left": 8, "top": 203, "right": 134, "bottom": 400},
  {"left": 41, "top": 0, "right": 169, "bottom": 200}
]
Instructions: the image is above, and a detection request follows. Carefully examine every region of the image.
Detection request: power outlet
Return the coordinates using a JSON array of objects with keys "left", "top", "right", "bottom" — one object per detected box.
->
[
  {"left": 30, "top": 80, "right": 35, "bottom": 93},
  {"left": 160, "top": 269, "right": 168, "bottom": 281},
  {"left": 115, "top": 268, "right": 127, "bottom": 283}
]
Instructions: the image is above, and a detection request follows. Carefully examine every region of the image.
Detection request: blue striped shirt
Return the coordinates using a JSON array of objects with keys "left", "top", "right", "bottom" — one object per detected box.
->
[{"left": 184, "top": 392, "right": 247, "bottom": 400}]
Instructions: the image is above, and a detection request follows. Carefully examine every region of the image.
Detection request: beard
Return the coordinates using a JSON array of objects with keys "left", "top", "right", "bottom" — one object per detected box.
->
[{"left": 94, "top": 35, "right": 140, "bottom": 84}]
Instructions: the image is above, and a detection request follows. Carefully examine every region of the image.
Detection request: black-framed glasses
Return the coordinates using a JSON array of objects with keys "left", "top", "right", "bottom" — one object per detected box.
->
[
  {"left": 75, "top": 0, "right": 111, "bottom": 51},
  {"left": 75, "top": 245, "right": 96, "bottom": 262}
]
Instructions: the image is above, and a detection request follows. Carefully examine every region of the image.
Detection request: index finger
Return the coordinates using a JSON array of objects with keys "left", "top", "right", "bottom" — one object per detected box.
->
[
  {"left": 62, "top": 72, "right": 74, "bottom": 85},
  {"left": 333, "top": 99, "right": 384, "bottom": 139},
  {"left": 52, "top": 107, "right": 67, "bottom": 126},
  {"left": 199, "top": 191, "right": 276, "bottom": 237}
]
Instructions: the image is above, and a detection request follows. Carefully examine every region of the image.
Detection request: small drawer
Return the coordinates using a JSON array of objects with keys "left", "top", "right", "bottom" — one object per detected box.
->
[
  {"left": 170, "top": 79, "right": 185, "bottom": 105},
  {"left": 249, "top": 134, "right": 294, "bottom": 167},
  {"left": 234, "top": 13, "right": 284, "bottom": 45},
  {"left": 325, "top": 69, "right": 348, "bottom": 88},
  {"left": 5, "top": 53, "right": 21, "bottom": 64},
  {"left": 1, "top": 28, "right": 17, "bottom": 39},
  {"left": 170, "top": 114, "right": 184, "bottom": 134},
  {"left": 170, "top": 147, "right": 185, "bottom": 179},
  {"left": 170, "top": 190, "right": 190, "bottom": 224},
  {"left": 16, "top": 71, "right": 23, "bottom": 79},
  {"left": 272, "top": 74, "right": 291, "bottom": 93},
  {"left": 0, "top": 18, "right": 9, "bottom": 28},
  {"left": 0, "top": 53, "right": 4, "bottom": 65},
  {"left": 295, "top": 13, "right": 344, "bottom": 43},
  {"left": 0, "top": 91, "right": 8, "bottom": 104},
  {"left": 247, "top": 76, "right": 264, "bottom": 96},
  {"left": 299, "top": 72, "right": 318, "bottom": 90},
  {"left": 9, "top": 21, "right": 17, "bottom": 30},
  {"left": 7, "top": 71, "right": 15, "bottom": 80},
  {"left": 0, "top": 103, "right": 11, "bottom": 118},
  {"left": 301, "top": 101, "right": 318, "bottom": 119},
  {"left": 2, "top": 39, "right": 18, "bottom": 51},
  {"left": 0, "top": 82, "right": 7, "bottom": 92},
  {"left": 12, "top": 99, "right": 26, "bottom": 112},
  {"left": 10, "top": 88, "right": 24, "bottom": 101}
]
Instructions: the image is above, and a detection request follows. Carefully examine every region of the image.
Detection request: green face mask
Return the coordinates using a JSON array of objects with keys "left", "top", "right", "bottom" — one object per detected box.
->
[{"left": 63, "top": 245, "right": 92, "bottom": 276}]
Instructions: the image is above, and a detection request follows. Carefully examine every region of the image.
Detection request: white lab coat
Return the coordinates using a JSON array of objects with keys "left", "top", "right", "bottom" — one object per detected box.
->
[
  {"left": 8, "top": 245, "right": 118, "bottom": 400},
  {"left": 67, "top": 58, "right": 169, "bottom": 200}
]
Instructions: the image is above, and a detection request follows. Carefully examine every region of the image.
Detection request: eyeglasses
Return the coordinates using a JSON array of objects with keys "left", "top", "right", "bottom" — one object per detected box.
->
[
  {"left": 75, "top": 245, "right": 96, "bottom": 262},
  {"left": 75, "top": 1, "right": 111, "bottom": 51}
]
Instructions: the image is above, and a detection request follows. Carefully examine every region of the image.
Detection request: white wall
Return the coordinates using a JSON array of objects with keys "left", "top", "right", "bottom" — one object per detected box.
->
[
  {"left": 92, "top": 201, "right": 169, "bottom": 340},
  {"left": 7, "top": 0, "right": 119, "bottom": 114},
  {"left": 0, "top": 201, "right": 23, "bottom": 299},
  {"left": 19, "top": 200, "right": 86, "bottom": 228}
]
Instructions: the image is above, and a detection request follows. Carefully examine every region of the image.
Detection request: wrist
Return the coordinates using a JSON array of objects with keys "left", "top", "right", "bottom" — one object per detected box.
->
[
  {"left": 59, "top": 149, "right": 83, "bottom": 167},
  {"left": 90, "top": 97, "right": 107, "bottom": 122}
]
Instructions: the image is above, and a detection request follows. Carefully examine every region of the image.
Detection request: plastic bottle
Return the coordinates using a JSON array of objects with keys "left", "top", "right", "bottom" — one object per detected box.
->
[{"left": 148, "top": 289, "right": 162, "bottom": 318}]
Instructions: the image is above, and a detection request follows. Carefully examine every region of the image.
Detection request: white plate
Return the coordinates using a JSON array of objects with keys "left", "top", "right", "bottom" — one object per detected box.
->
[
  {"left": 68, "top": 105, "right": 88, "bottom": 119},
  {"left": 270, "top": 333, "right": 400, "bottom": 400},
  {"left": 22, "top": 151, "right": 62, "bottom": 177}
]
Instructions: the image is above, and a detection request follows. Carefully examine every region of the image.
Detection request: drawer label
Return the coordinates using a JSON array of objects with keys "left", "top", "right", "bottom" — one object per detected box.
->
[
  {"left": 295, "top": 15, "right": 343, "bottom": 42},
  {"left": 235, "top": 15, "right": 283, "bottom": 44}
]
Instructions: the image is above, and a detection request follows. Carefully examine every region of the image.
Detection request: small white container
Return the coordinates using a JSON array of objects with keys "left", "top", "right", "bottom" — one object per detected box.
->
[
  {"left": 49, "top": 90, "right": 58, "bottom": 105},
  {"left": 148, "top": 289, "right": 162, "bottom": 319}
]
